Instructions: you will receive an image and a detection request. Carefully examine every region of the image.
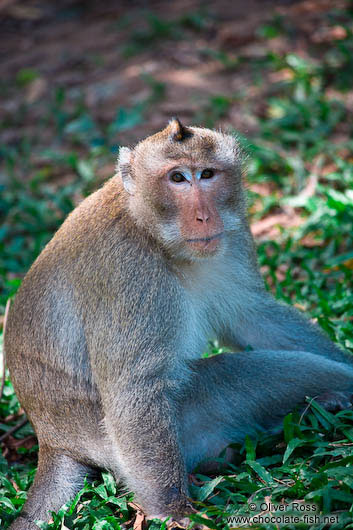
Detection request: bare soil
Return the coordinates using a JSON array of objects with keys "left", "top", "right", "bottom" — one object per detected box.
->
[{"left": 1, "top": 0, "right": 343, "bottom": 146}]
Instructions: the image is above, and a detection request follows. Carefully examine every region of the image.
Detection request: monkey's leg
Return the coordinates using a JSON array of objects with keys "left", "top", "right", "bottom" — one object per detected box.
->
[
  {"left": 180, "top": 351, "right": 353, "bottom": 471},
  {"left": 9, "top": 447, "right": 94, "bottom": 530}
]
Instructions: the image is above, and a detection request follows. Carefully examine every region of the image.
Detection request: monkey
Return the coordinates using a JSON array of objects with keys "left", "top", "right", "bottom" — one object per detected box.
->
[{"left": 4, "top": 118, "right": 353, "bottom": 530}]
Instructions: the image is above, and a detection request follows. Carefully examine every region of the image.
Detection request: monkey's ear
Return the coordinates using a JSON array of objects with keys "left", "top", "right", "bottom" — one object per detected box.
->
[
  {"left": 168, "top": 118, "right": 192, "bottom": 142},
  {"left": 118, "top": 147, "right": 136, "bottom": 195}
]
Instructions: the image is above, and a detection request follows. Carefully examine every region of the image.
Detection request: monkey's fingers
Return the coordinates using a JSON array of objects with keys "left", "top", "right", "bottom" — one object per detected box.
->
[
  {"left": 145, "top": 502, "right": 210, "bottom": 530},
  {"left": 315, "top": 390, "right": 353, "bottom": 413},
  {"left": 165, "top": 516, "right": 208, "bottom": 530}
]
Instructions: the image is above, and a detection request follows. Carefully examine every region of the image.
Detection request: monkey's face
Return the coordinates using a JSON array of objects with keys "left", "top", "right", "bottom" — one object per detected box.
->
[
  {"left": 157, "top": 165, "right": 229, "bottom": 258},
  {"left": 119, "top": 119, "right": 244, "bottom": 261}
]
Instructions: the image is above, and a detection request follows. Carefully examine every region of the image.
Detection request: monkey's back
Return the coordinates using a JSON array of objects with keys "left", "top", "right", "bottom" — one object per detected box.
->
[{"left": 4, "top": 177, "right": 146, "bottom": 466}]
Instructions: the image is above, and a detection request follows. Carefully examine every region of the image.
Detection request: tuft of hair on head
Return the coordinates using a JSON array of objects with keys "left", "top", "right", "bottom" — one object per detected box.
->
[{"left": 168, "top": 117, "right": 193, "bottom": 142}]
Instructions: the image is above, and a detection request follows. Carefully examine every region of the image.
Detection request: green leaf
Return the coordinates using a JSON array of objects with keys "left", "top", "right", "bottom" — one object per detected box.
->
[
  {"left": 77, "top": 160, "right": 95, "bottom": 182},
  {"left": 197, "top": 476, "right": 224, "bottom": 501},
  {"left": 283, "top": 438, "right": 305, "bottom": 463},
  {"left": 94, "top": 484, "right": 108, "bottom": 500},
  {"left": 0, "top": 496, "right": 16, "bottom": 511},
  {"left": 246, "top": 461, "right": 273, "bottom": 484},
  {"left": 189, "top": 513, "right": 218, "bottom": 529},
  {"left": 108, "top": 107, "right": 143, "bottom": 136},
  {"left": 102, "top": 473, "right": 116, "bottom": 497},
  {"left": 244, "top": 436, "right": 256, "bottom": 461},
  {"left": 308, "top": 398, "right": 338, "bottom": 427}
]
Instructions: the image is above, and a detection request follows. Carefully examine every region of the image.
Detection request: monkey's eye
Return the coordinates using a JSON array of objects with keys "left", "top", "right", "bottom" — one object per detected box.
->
[
  {"left": 170, "top": 172, "right": 186, "bottom": 183},
  {"left": 201, "top": 169, "right": 214, "bottom": 179}
]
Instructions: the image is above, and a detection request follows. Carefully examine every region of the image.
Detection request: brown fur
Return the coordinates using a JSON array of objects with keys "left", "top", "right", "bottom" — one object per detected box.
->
[{"left": 5, "top": 121, "right": 353, "bottom": 529}]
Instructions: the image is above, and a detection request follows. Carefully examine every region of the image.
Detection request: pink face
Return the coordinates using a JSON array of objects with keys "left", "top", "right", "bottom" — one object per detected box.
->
[
  {"left": 163, "top": 165, "right": 226, "bottom": 256},
  {"left": 125, "top": 123, "right": 242, "bottom": 260}
]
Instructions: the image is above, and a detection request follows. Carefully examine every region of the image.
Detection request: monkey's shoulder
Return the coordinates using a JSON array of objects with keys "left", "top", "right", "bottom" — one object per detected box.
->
[{"left": 30, "top": 177, "right": 157, "bottom": 272}]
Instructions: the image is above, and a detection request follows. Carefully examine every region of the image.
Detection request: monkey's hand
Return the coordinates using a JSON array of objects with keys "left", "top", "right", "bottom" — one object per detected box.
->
[
  {"left": 165, "top": 517, "right": 208, "bottom": 530},
  {"left": 315, "top": 390, "right": 353, "bottom": 412},
  {"left": 146, "top": 497, "right": 194, "bottom": 523}
]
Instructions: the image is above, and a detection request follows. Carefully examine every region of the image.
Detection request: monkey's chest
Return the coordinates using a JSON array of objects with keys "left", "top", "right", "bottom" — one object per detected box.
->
[{"left": 181, "top": 294, "right": 221, "bottom": 360}]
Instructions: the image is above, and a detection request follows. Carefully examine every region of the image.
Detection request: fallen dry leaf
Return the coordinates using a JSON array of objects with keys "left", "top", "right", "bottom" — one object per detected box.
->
[
  {"left": 251, "top": 212, "right": 303, "bottom": 239},
  {"left": 133, "top": 509, "right": 146, "bottom": 530}
]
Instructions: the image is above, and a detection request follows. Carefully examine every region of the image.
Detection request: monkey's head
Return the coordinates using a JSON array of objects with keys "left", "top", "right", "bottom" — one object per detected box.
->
[{"left": 118, "top": 119, "right": 245, "bottom": 261}]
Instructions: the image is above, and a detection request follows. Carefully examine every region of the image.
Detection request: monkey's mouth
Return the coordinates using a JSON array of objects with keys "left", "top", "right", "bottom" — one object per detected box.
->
[
  {"left": 185, "top": 232, "right": 224, "bottom": 255},
  {"left": 185, "top": 232, "right": 224, "bottom": 244}
]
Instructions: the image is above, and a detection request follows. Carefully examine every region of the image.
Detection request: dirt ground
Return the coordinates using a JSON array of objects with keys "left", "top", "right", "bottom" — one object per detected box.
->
[{"left": 1, "top": 0, "right": 345, "bottom": 149}]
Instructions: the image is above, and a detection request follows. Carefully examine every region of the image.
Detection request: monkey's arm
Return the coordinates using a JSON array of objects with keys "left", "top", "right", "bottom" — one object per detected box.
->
[
  {"left": 85, "top": 267, "right": 192, "bottom": 519},
  {"left": 180, "top": 351, "right": 353, "bottom": 472},
  {"left": 97, "top": 369, "right": 191, "bottom": 519},
  {"left": 223, "top": 284, "right": 350, "bottom": 363}
]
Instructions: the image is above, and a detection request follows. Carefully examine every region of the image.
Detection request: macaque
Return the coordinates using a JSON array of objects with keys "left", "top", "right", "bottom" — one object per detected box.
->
[{"left": 5, "top": 119, "right": 353, "bottom": 529}]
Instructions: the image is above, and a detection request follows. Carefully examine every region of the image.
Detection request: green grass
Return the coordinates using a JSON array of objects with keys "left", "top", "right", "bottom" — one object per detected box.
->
[
  {"left": 1, "top": 4, "right": 353, "bottom": 529},
  {"left": 121, "top": 9, "right": 210, "bottom": 57}
]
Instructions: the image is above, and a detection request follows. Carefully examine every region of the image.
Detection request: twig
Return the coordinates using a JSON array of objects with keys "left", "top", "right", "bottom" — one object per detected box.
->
[
  {"left": 299, "top": 396, "right": 317, "bottom": 424},
  {"left": 0, "top": 415, "right": 28, "bottom": 443},
  {"left": 0, "top": 299, "right": 29, "bottom": 443},
  {"left": 1, "top": 298, "right": 12, "bottom": 399}
]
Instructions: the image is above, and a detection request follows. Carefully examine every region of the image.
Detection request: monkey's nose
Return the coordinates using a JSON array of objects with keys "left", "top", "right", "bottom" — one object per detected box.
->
[{"left": 196, "top": 212, "right": 210, "bottom": 223}]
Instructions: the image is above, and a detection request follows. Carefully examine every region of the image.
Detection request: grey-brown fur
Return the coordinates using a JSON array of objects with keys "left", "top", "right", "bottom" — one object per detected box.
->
[{"left": 5, "top": 121, "right": 353, "bottom": 529}]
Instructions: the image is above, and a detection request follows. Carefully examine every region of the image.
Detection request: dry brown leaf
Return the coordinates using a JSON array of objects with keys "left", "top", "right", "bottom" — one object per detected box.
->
[
  {"left": 188, "top": 473, "right": 204, "bottom": 486},
  {"left": 325, "top": 258, "right": 353, "bottom": 273},
  {"left": 26, "top": 78, "right": 47, "bottom": 104},
  {"left": 294, "top": 303, "right": 306, "bottom": 311},
  {"left": 6, "top": 435, "right": 37, "bottom": 451},
  {"left": 10, "top": 479, "right": 20, "bottom": 492},
  {"left": 128, "top": 502, "right": 146, "bottom": 530},
  {"left": 251, "top": 212, "right": 303, "bottom": 239},
  {"left": 133, "top": 510, "right": 146, "bottom": 530}
]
